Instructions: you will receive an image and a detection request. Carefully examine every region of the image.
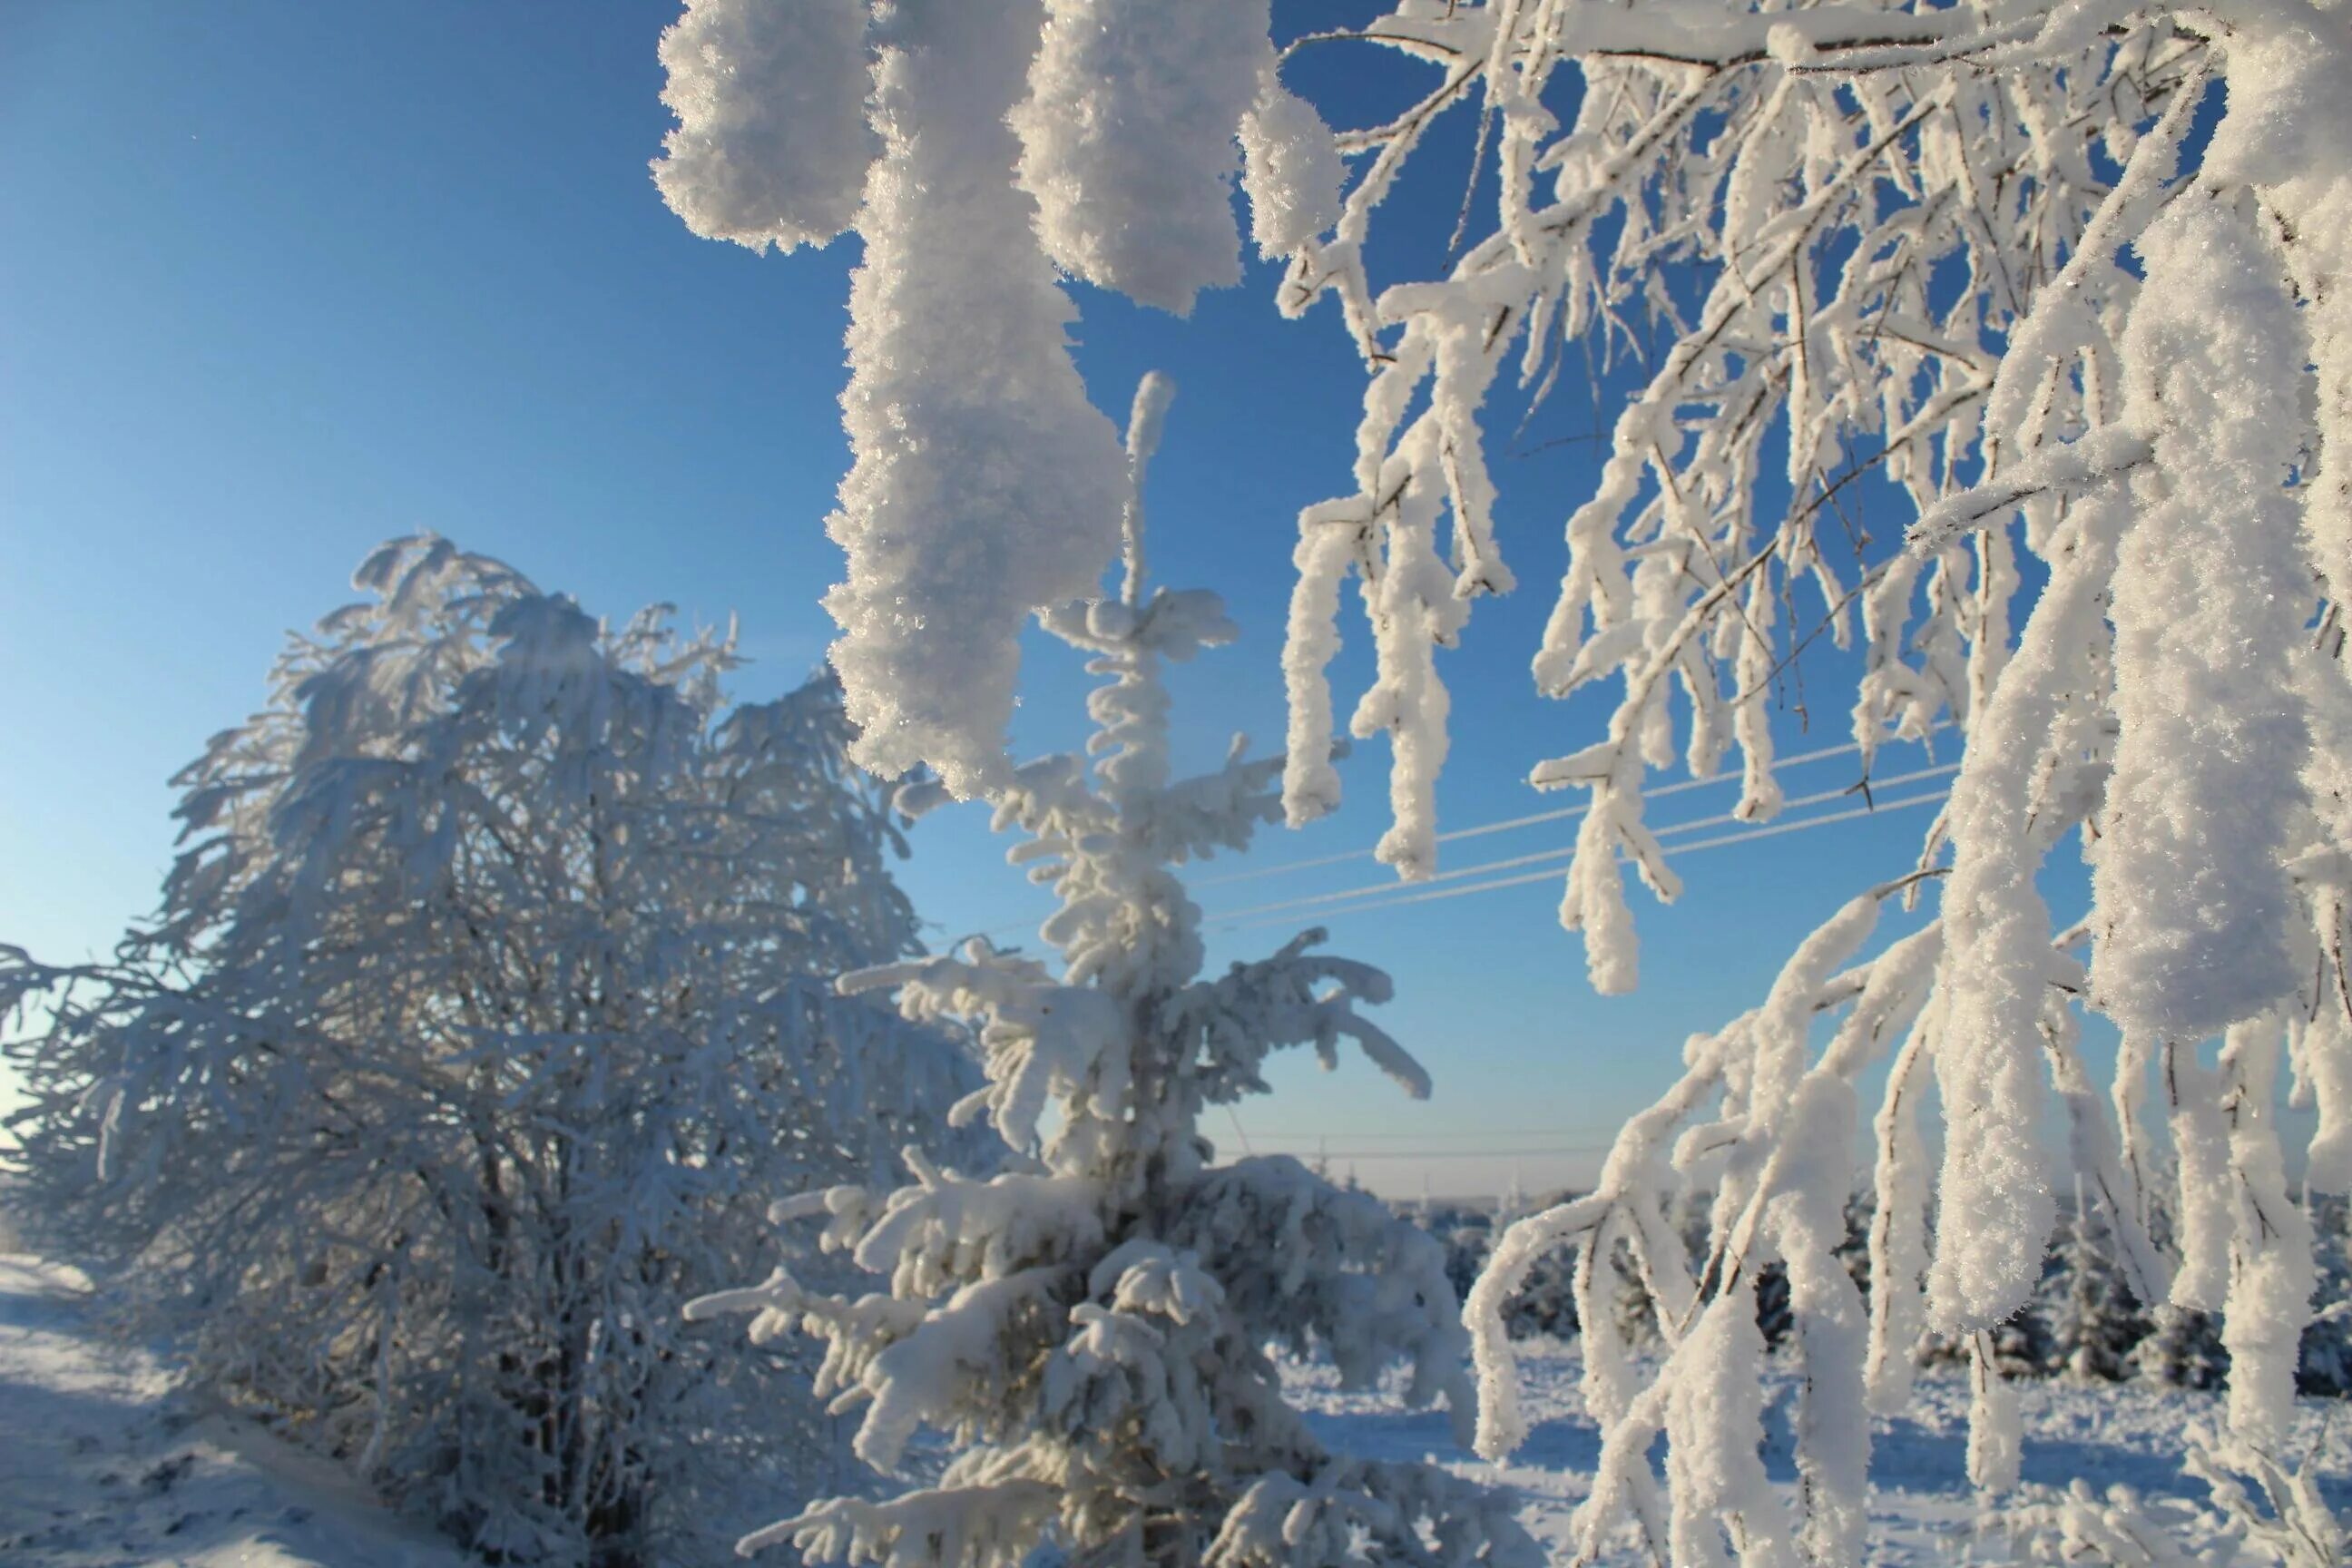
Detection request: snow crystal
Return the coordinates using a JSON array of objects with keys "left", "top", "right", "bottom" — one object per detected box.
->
[
  {"left": 652, "top": 0, "right": 874, "bottom": 252},
  {"left": 1239, "top": 74, "right": 1342, "bottom": 259},
  {"left": 1014, "top": 0, "right": 1272, "bottom": 315}
]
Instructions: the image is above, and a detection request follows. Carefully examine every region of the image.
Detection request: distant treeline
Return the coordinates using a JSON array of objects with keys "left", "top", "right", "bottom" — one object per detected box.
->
[{"left": 1409, "top": 1188, "right": 2352, "bottom": 1396}]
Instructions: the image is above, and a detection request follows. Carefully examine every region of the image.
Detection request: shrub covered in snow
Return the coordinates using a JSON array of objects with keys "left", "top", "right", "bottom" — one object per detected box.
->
[{"left": 1, "top": 538, "right": 978, "bottom": 1566}]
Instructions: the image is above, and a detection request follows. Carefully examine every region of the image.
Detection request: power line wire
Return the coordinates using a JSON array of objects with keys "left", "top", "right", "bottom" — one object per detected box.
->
[
  {"left": 1231, "top": 1145, "right": 1617, "bottom": 1161},
  {"left": 1191, "top": 726, "right": 1949, "bottom": 888},
  {"left": 1200, "top": 761, "right": 1957, "bottom": 926},
  {"left": 964, "top": 729, "right": 1955, "bottom": 945},
  {"left": 1215, "top": 788, "right": 1950, "bottom": 932},
  {"left": 1240, "top": 1128, "right": 1614, "bottom": 1140}
]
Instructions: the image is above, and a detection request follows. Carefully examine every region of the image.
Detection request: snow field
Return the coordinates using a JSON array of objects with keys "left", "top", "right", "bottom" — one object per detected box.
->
[{"left": 1284, "top": 1339, "right": 2352, "bottom": 1566}]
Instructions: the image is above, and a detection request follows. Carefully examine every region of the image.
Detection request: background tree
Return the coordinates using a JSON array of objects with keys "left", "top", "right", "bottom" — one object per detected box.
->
[
  {"left": 692, "top": 379, "right": 1534, "bottom": 1568},
  {"left": 1, "top": 536, "right": 978, "bottom": 1567},
  {"left": 2045, "top": 1177, "right": 2151, "bottom": 1384},
  {"left": 2295, "top": 1195, "right": 2352, "bottom": 1398}
]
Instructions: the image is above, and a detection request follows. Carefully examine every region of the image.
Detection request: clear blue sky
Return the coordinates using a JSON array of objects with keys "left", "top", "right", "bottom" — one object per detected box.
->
[{"left": 1, "top": 2, "right": 1976, "bottom": 1197}]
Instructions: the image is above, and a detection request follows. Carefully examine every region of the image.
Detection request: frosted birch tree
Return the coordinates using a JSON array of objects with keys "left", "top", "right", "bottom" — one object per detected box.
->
[
  {"left": 0, "top": 537, "right": 977, "bottom": 1567},
  {"left": 1275, "top": 8, "right": 2352, "bottom": 1563},
  {"left": 689, "top": 378, "right": 1534, "bottom": 1568},
  {"left": 654, "top": 0, "right": 2352, "bottom": 1560}
]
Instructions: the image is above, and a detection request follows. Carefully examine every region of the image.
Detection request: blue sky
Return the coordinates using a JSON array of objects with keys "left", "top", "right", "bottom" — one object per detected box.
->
[{"left": 1, "top": 2, "right": 1980, "bottom": 1196}]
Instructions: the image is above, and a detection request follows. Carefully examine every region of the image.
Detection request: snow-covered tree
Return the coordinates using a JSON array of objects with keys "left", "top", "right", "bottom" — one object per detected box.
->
[
  {"left": 2046, "top": 1178, "right": 2151, "bottom": 1383},
  {"left": 652, "top": 0, "right": 2352, "bottom": 1558},
  {"left": 1420, "top": 1200, "right": 1583, "bottom": 1343},
  {"left": 1512, "top": 1230, "right": 1586, "bottom": 1346},
  {"left": 2121, "top": 1175, "right": 2228, "bottom": 1394},
  {"left": 690, "top": 379, "right": 1534, "bottom": 1568},
  {"left": 1318, "top": 6, "right": 2352, "bottom": 1553},
  {"left": 2133, "top": 1308, "right": 2230, "bottom": 1395},
  {"left": 0, "top": 537, "right": 977, "bottom": 1567},
  {"left": 2295, "top": 1194, "right": 2352, "bottom": 1397}
]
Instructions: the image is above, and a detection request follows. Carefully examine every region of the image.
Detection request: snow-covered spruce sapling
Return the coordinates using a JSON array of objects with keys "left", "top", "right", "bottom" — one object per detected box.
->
[
  {"left": 691, "top": 378, "right": 1534, "bottom": 1568},
  {"left": 0, "top": 538, "right": 977, "bottom": 1567}
]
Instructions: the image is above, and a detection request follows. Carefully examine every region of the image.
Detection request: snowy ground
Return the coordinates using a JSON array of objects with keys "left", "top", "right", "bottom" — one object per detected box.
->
[
  {"left": 1285, "top": 1343, "right": 2352, "bottom": 1564},
  {"left": 0, "top": 1246, "right": 470, "bottom": 1568},
  {"left": 7, "top": 1229, "right": 2347, "bottom": 1566}
]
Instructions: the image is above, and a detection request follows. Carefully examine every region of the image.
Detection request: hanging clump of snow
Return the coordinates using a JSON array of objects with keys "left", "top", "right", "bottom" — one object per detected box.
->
[
  {"left": 652, "top": 0, "right": 1338, "bottom": 800},
  {"left": 651, "top": 0, "right": 875, "bottom": 252},
  {"left": 690, "top": 379, "right": 1535, "bottom": 1568},
  {"left": 2086, "top": 188, "right": 2313, "bottom": 1047},
  {"left": 1014, "top": 0, "right": 1269, "bottom": 313},
  {"left": 656, "top": 0, "right": 1123, "bottom": 799},
  {"left": 812, "top": 0, "right": 1135, "bottom": 800}
]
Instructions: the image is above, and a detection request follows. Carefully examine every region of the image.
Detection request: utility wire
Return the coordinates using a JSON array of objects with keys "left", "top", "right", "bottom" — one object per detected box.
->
[
  {"left": 1191, "top": 725, "right": 1949, "bottom": 888},
  {"left": 1242, "top": 1127, "right": 1612, "bottom": 1140},
  {"left": 1200, "top": 761, "right": 1957, "bottom": 926},
  {"left": 965, "top": 729, "right": 1955, "bottom": 944},
  {"left": 1214, "top": 789, "right": 1950, "bottom": 932},
  {"left": 1231, "top": 1145, "right": 1617, "bottom": 1161},
  {"left": 1241, "top": 1138, "right": 1616, "bottom": 1152}
]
